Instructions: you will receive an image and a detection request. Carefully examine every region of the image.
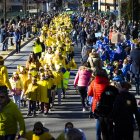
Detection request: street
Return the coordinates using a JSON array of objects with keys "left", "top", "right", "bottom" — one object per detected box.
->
[{"left": 5, "top": 40, "right": 139, "bottom": 140}]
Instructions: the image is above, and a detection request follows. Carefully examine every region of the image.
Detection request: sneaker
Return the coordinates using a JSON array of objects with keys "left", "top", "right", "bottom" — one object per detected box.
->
[
  {"left": 26, "top": 113, "right": 32, "bottom": 116},
  {"left": 39, "top": 111, "right": 44, "bottom": 114},
  {"left": 44, "top": 112, "right": 48, "bottom": 115},
  {"left": 33, "top": 112, "right": 36, "bottom": 117},
  {"left": 63, "top": 95, "right": 65, "bottom": 99},
  {"left": 82, "top": 108, "right": 86, "bottom": 112}
]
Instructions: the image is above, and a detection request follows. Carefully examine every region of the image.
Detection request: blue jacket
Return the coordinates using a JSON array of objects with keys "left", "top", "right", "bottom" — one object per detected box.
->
[{"left": 14, "top": 31, "right": 21, "bottom": 42}]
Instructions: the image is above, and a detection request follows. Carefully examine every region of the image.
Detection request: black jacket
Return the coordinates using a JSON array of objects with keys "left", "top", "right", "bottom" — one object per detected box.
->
[
  {"left": 112, "top": 91, "right": 140, "bottom": 129},
  {"left": 130, "top": 48, "right": 140, "bottom": 74}
]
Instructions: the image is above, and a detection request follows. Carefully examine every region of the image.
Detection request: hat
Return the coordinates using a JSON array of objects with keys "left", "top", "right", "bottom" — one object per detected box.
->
[
  {"left": 34, "top": 122, "right": 43, "bottom": 129},
  {"left": 61, "top": 67, "right": 66, "bottom": 73},
  {"left": 0, "top": 87, "right": 8, "bottom": 95}
]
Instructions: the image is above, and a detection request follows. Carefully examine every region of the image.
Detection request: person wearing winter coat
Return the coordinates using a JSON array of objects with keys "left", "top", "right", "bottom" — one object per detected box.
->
[
  {"left": 0, "top": 88, "right": 25, "bottom": 140},
  {"left": 88, "top": 71, "right": 109, "bottom": 140},
  {"left": 112, "top": 82, "right": 140, "bottom": 140},
  {"left": 74, "top": 63, "right": 92, "bottom": 112},
  {"left": 81, "top": 39, "right": 92, "bottom": 63},
  {"left": 87, "top": 50, "right": 103, "bottom": 75},
  {"left": 130, "top": 43, "right": 140, "bottom": 95},
  {"left": 9, "top": 72, "right": 23, "bottom": 109}
]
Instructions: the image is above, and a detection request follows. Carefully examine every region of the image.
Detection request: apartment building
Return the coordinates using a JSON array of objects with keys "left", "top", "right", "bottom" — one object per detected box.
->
[
  {"left": 0, "top": 0, "right": 44, "bottom": 13},
  {"left": 98, "top": 0, "right": 118, "bottom": 11}
]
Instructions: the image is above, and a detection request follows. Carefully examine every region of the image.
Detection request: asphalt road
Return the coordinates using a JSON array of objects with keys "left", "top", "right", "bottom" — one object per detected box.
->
[{"left": 5, "top": 40, "right": 139, "bottom": 140}]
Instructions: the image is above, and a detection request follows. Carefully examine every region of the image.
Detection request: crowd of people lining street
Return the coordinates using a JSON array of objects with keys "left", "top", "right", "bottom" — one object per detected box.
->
[{"left": 0, "top": 10, "right": 140, "bottom": 140}]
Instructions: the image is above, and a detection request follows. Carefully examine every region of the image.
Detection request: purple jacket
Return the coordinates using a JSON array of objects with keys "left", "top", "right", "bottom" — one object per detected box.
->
[{"left": 74, "top": 67, "right": 92, "bottom": 87}]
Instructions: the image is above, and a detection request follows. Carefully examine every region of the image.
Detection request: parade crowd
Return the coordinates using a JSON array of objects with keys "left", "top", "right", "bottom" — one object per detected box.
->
[{"left": 0, "top": 11, "right": 140, "bottom": 140}]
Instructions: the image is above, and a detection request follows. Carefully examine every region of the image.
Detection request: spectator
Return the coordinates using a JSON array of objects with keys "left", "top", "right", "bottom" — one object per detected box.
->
[
  {"left": 87, "top": 49, "right": 102, "bottom": 75},
  {"left": 65, "top": 128, "right": 84, "bottom": 140},
  {"left": 57, "top": 122, "right": 86, "bottom": 140},
  {"left": 14, "top": 28, "right": 21, "bottom": 53},
  {"left": 0, "top": 88, "right": 25, "bottom": 140},
  {"left": 112, "top": 82, "right": 140, "bottom": 140},
  {"left": 130, "top": 42, "right": 140, "bottom": 95},
  {"left": 1, "top": 26, "right": 9, "bottom": 51},
  {"left": 79, "top": 27, "right": 87, "bottom": 50},
  {"left": 74, "top": 62, "right": 92, "bottom": 112},
  {"left": 95, "top": 85, "right": 119, "bottom": 140},
  {"left": 88, "top": 70, "right": 109, "bottom": 140},
  {"left": 57, "top": 122, "right": 74, "bottom": 140},
  {"left": 25, "top": 121, "right": 55, "bottom": 140},
  {"left": 81, "top": 38, "right": 93, "bottom": 63}
]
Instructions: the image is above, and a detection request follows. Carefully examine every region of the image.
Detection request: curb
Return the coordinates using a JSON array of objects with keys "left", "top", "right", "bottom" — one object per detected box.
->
[{"left": 4, "top": 37, "right": 35, "bottom": 60}]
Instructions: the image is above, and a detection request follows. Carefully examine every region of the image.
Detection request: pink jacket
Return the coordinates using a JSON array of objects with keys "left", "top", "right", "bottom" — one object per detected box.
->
[{"left": 74, "top": 68, "right": 92, "bottom": 87}]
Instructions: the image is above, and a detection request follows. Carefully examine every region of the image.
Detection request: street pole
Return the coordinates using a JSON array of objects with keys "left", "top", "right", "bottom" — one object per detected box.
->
[
  {"left": 118, "top": 0, "right": 121, "bottom": 20},
  {"left": 105, "top": 0, "right": 106, "bottom": 11},
  {"left": 4, "top": 0, "right": 6, "bottom": 25},
  {"left": 114, "top": 0, "right": 116, "bottom": 10}
]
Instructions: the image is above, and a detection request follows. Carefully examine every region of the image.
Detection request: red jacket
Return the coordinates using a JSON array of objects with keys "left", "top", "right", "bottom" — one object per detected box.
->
[{"left": 88, "top": 76, "right": 109, "bottom": 112}]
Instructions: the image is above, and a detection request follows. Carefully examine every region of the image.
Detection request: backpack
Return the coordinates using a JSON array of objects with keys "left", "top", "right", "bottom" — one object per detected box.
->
[{"left": 94, "top": 85, "right": 119, "bottom": 118}]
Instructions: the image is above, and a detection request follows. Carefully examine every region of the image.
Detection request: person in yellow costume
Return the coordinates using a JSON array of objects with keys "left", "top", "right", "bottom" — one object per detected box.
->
[
  {"left": 37, "top": 73, "right": 49, "bottom": 115},
  {"left": 52, "top": 49, "right": 67, "bottom": 70},
  {"left": 21, "top": 71, "right": 32, "bottom": 107},
  {"left": 52, "top": 67, "right": 63, "bottom": 105},
  {"left": 47, "top": 69, "right": 56, "bottom": 109},
  {"left": 39, "top": 52, "right": 46, "bottom": 66},
  {"left": 45, "top": 36, "right": 56, "bottom": 48},
  {"left": 44, "top": 71, "right": 53, "bottom": 108},
  {"left": 25, "top": 121, "right": 55, "bottom": 140},
  {"left": 25, "top": 76, "right": 40, "bottom": 117},
  {"left": 26, "top": 52, "right": 41, "bottom": 71},
  {"left": 33, "top": 38, "right": 42, "bottom": 59},
  {"left": 19, "top": 66, "right": 29, "bottom": 107},
  {"left": 0, "top": 88, "right": 25, "bottom": 140},
  {"left": 0, "top": 56, "right": 12, "bottom": 91},
  {"left": 44, "top": 47, "right": 54, "bottom": 66}
]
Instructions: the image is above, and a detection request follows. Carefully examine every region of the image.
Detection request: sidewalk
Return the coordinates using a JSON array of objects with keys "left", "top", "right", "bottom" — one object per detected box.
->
[{"left": 0, "top": 35, "right": 35, "bottom": 60}]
